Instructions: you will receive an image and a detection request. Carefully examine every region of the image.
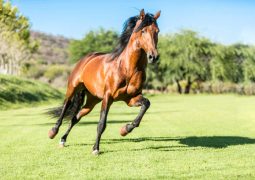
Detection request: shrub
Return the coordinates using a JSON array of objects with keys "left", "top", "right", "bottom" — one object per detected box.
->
[
  {"left": 243, "top": 83, "right": 255, "bottom": 95},
  {"left": 21, "top": 61, "right": 46, "bottom": 79},
  {"left": 44, "top": 65, "right": 71, "bottom": 82}
]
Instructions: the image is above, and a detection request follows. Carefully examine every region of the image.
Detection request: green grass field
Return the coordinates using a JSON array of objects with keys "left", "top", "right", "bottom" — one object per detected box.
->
[{"left": 0, "top": 94, "right": 255, "bottom": 179}]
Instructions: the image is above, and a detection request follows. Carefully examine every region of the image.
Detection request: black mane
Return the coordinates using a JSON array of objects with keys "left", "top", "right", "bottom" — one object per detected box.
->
[{"left": 111, "top": 13, "right": 158, "bottom": 60}]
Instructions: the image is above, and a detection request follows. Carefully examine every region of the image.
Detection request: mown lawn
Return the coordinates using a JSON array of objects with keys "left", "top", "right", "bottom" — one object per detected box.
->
[{"left": 0, "top": 94, "right": 255, "bottom": 179}]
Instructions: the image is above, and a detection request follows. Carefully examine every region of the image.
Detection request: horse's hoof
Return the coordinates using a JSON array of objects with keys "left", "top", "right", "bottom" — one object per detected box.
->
[
  {"left": 92, "top": 149, "right": 100, "bottom": 155},
  {"left": 59, "top": 141, "right": 65, "bottom": 148},
  {"left": 48, "top": 128, "right": 57, "bottom": 139},
  {"left": 120, "top": 125, "right": 128, "bottom": 136}
]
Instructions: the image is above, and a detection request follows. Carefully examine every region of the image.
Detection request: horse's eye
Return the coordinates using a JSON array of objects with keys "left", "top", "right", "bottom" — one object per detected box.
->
[{"left": 141, "top": 29, "right": 145, "bottom": 34}]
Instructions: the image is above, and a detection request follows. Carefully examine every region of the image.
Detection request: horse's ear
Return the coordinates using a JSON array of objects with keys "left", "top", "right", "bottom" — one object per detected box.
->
[
  {"left": 140, "top": 9, "right": 145, "bottom": 20},
  {"left": 154, "top": 10, "right": 161, "bottom": 20}
]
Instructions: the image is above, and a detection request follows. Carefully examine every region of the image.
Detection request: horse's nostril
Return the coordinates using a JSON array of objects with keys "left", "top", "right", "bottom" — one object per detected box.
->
[{"left": 147, "top": 54, "right": 155, "bottom": 63}]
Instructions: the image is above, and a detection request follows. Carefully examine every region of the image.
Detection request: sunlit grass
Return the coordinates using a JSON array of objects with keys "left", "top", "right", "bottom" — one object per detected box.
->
[{"left": 0, "top": 94, "right": 255, "bottom": 179}]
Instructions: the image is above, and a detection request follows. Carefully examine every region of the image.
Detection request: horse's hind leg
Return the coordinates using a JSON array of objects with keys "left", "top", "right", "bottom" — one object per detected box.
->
[
  {"left": 48, "top": 85, "right": 75, "bottom": 139},
  {"left": 120, "top": 94, "right": 150, "bottom": 136},
  {"left": 59, "top": 94, "right": 100, "bottom": 147}
]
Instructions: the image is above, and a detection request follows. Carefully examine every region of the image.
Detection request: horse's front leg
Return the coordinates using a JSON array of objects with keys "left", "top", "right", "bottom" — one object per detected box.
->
[
  {"left": 120, "top": 94, "right": 150, "bottom": 136},
  {"left": 92, "top": 93, "right": 113, "bottom": 155}
]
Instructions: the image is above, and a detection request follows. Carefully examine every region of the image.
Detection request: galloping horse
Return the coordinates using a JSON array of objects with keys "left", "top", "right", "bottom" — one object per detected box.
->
[{"left": 48, "top": 9, "right": 161, "bottom": 155}]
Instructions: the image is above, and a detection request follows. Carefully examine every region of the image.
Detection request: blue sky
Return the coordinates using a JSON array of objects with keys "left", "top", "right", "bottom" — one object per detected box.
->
[{"left": 11, "top": 0, "right": 255, "bottom": 44}]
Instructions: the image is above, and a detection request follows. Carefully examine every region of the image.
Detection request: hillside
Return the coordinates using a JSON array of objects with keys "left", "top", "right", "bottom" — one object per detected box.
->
[
  {"left": 30, "top": 31, "right": 71, "bottom": 64},
  {"left": 0, "top": 74, "right": 63, "bottom": 109}
]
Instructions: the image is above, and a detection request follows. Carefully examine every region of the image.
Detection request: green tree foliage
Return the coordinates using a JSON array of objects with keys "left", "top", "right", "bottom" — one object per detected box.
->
[
  {"left": 0, "top": 1, "right": 35, "bottom": 75},
  {"left": 68, "top": 28, "right": 118, "bottom": 63},
  {"left": 211, "top": 44, "right": 246, "bottom": 83},
  {"left": 0, "top": 1, "right": 35, "bottom": 50},
  {"left": 155, "top": 30, "right": 213, "bottom": 93},
  {"left": 242, "top": 46, "right": 255, "bottom": 82}
]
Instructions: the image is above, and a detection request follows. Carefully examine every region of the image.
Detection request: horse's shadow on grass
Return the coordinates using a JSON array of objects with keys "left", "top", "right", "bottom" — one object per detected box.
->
[
  {"left": 70, "top": 136, "right": 255, "bottom": 153},
  {"left": 179, "top": 136, "right": 255, "bottom": 148},
  {"left": 104, "top": 136, "right": 255, "bottom": 148}
]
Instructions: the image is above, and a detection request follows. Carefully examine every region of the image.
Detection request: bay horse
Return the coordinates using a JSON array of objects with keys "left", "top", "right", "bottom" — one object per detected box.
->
[{"left": 48, "top": 9, "right": 161, "bottom": 155}]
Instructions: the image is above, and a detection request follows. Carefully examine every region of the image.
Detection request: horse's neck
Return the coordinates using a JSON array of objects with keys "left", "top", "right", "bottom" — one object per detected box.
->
[{"left": 120, "top": 44, "right": 147, "bottom": 77}]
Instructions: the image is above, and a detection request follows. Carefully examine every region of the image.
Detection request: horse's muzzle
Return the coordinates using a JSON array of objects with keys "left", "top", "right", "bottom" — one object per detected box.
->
[{"left": 147, "top": 53, "right": 160, "bottom": 64}]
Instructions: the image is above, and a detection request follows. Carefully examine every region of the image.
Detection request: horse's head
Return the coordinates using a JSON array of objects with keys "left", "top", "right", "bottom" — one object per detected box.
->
[{"left": 133, "top": 9, "right": 161, "bottom": 64}]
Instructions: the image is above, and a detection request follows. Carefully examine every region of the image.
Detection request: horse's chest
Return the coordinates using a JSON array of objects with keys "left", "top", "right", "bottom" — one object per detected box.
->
[
  {"left": 126, "top": 71, "right": 145, "bottom": 95},
  {"left": 112, "top": 71, "right": 145, "bottom": 100}
]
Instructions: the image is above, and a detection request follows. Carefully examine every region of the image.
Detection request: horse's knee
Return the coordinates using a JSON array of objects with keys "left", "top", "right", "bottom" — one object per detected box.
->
[{"left": 143, "top": 98, "right": 150, "bottom": 109}]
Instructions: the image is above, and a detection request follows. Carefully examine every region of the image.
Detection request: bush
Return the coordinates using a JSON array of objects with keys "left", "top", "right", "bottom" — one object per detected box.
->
[
  {"left": 210, "top": 81, "right": 236, "bottom": 94},
  {"left": 243, "top": 83, "right": 255, "bottom": 95},
  {"left": 166, "top": 81, "right": 255, "bottom": 95},
  {"left": 200, "top": 82, "right": 255, "bottom": 95},
  {"left": 44, "top": 65, "right": 71, "bottom": 82},
  {"left": 21, "top": 61, "right": 46, "bottom": 79},
  {"left": 199, "top": 82, "right": 212, "bottom": 93}
]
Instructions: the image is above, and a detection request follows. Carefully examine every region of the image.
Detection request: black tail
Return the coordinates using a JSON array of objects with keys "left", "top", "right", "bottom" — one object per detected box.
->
[{"left": 47, "top": 88, "right": 86, "bottom": 120}]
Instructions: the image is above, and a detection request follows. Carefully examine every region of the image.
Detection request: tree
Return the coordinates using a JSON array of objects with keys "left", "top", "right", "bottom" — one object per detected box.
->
[
  {"left": 0, "top": 1, "right": 35, "bottom": 75},
  {"left": 157, "top": 30, "right": 213, "bottom": 93},
  {"left": 210, "top": 44, "right": 245, "bottom": 83},
  {"left": 0, "top": 23, "right": 31, "bottom": 74},
  {"left": 68, "top": 28, "right": 118, "bottom": 63},
  {"left": 242, "top": 46, "right": 255, "bottom": 82}
]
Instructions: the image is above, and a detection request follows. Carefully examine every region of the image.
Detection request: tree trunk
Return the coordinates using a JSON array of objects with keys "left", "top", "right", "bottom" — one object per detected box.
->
[
  {"left": 7, "top": 59, "right": 10, "bottom": 74},
  {"left": 184, "top": 77, "right": 192, "bottom": 94},
  {"left": 0, "top": 57, "right": 2, "bottom": 72},
  {"left": 175, "top": 79, "right": 182, "bottom": 94}
]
